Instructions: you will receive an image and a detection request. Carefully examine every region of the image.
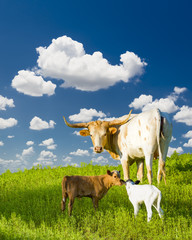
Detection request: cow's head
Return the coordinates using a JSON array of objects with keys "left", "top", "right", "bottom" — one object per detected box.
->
[{"left": 63, "top": 110, "right": 132, "bottom": 154}]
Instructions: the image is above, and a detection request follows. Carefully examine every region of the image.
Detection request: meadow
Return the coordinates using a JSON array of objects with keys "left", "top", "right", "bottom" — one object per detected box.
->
[{"left": 0, "top": 152, "right": 192, "bottom": 240}]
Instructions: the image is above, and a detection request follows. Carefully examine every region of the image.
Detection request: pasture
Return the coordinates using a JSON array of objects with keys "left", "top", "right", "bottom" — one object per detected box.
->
[{"left": 0, "top": 152, "right": 192, "bottom": 239}]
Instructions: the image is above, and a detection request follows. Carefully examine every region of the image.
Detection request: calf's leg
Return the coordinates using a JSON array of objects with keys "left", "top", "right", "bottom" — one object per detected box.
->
[
  {"left": 133, "top": 203, "right": 139, "bottom": 218},
  {"left": 68, "top": 196, "right": 74, "bottom": 216},
  {"left": 92, "top": 197, "right": 99, "bottom": 210}
]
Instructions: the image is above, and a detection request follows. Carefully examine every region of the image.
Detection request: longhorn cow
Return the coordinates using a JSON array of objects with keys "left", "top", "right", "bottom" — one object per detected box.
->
[{"left": 63, "top": 108, "right": 172, "bottom": 184}]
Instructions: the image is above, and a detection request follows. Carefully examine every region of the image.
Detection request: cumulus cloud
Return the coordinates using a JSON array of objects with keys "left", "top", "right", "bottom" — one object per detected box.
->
[
  {"left": 0, "top": 118, "right": 18, "bottom": 129},
  {"left": 0, "top": 95, "right": 15, "bottom": 110},
  {"left": 183, "top": 131, "right": 192, "bottom": 138},
  {"left": 62, "top": 156, "right": 79, "bottom": 167},
  {"left": 26, "top": 141, "right": 34, "bottom": 146},
  {"left": 69, "top": 108, "right": 106, "bottom": 122},
  {"left": 129, "top": 94, "right": 153, "bottom": 110},
  {"left": 70, "top": 149, "right": 90, "bottom": 156},
  {"left": 0, "top": 158, "right": 22, "bottom": 174},
  {"left": 168, "top": 146, "right": 184, "bottom": 157},
  {"left": 0, "top": 141, "right": 4, "bottom": 146},
  {"left": 7, "top": 135, "right": 15, "bottom": 139},
  {"left": 129, "top": 94, "right": 179, "bottom": 113},
  {"left": 39, "top": 138, "right": 57, "bottom": 150},
  {"left": 36, "top": 35, "right": 147, "bottom": 91},
  {"left": 22, "top": 147, "right": 34, "bottom": 156},
  {"left": 183, "top": 139, "right": 192, "bottom": 148},
  {"left": 168, "top": 86, "right": 187, "bottom": 101},
  {"left": 30, "top": 116, "right": 56, "bottom": 130},
  {"left": 12, "top": 70, "right": 56, "bottom": 97},
  {"left": 173, "top": 106, "right": 192, "bottom": 126},
  {"left": 37, "top": 150, "right": 57, "bottom": 162},
  {"left": 173, "top": 86, "right": 187, "bottom": 95},
  {"left": 142, "top": 98, "right": 179, "bottom": 113},
  {"left": 91, "top": 156, "right": 109, "bottom": 165}
]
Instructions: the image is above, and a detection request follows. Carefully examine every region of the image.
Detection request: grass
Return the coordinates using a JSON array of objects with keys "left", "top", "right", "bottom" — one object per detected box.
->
[{"left": 0, "top": 152, "right": 192, "bottom": 239}]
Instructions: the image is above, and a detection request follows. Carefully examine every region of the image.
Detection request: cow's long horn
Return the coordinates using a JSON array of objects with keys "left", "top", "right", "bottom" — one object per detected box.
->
[
  {"left": 108, "top": 110, "right": 132, "bottom": 126},
  {"left": 63, "top": 117, "right": 89, "bottom": 128}
]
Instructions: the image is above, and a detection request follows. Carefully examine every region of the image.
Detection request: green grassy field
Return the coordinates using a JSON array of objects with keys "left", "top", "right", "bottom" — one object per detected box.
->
[{"left": 0, "top": 152, "right": 192, "bottom": 240}]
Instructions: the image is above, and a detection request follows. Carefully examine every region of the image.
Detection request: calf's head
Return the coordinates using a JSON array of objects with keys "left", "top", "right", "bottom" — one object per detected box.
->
[
  {"left": 125, "top": 179, "right": 140, "bottom": 188},
  {"left": 107, "top": 170, "right": 125, "bottom": 186},
  {"left": 63, "top": 110, "right": 132, "bottom": 154}
]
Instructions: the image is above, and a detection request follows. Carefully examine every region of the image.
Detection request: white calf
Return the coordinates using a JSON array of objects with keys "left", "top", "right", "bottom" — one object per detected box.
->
[{"left": 125, "top": 180, "right": 163, "bottom": 222}]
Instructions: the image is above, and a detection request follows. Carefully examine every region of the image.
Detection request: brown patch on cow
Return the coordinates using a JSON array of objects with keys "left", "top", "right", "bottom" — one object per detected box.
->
[
  {"left": 146, "top": 125, "right": 150, "bottom": 131},
  {"left": 144, "top": 137, "right": 146, "bottom": 141},
  {"left": 138, "top": 130, "right": 141, "bottom": 136},
  {"left": 138, "top": 119, "right": 141, "bottom": 126}
]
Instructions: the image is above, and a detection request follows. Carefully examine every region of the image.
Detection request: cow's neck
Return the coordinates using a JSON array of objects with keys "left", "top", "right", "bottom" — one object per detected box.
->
[{"left": 104, "top": 132, "right": 119, "bottom": 156}]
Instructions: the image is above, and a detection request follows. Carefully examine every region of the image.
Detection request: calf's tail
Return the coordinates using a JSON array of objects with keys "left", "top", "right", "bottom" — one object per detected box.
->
[{"left": 61, "top": 176, "right": 68, "bottom": 211}]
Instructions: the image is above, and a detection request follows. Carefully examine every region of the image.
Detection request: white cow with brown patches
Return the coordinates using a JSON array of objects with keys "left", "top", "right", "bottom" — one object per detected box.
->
[{"left": 63, "top": 108, "right": 172, "bottom": 184}]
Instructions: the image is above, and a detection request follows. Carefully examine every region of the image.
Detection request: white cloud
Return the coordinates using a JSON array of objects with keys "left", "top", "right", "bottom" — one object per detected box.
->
[
  {"left": 173, "top": 86, "right": 187, "bottom": 95},
  {"left": 167, "top": 146, "right": 184, "bottom": 157},
  {"left": 129, "top": 94, "right": 152, "bottom": 110},
  {"left": 30, "top": 116, "right": 56, "bottom": 130},
  {"left": 69, "top": 108, "right": 106, "bottom": 122},
  {"left": 168, "top": 86, "right": 187, "bottom": 101},
  {"left": 12, "top": 70, "right": 56, "bottom": 97},
  {"left": 129, "top": 94, "right": 179, "bottom": 113},
  {"left": 91, "top": 156, "right": 109, "bottom": 165},
  {"left": 171, "top": 136, "right": 176, "bottom": 142},
  {"left": 39, "top": 138, "right": 57, "bottom": 150},
  {"left": 173, "top": 106, "right": 192, "bottom": 126},
  {"left": 36, "top": 35, "right": 147, "bottom": 91},
  {"left": 70, "top": 149, "right": 90, "bottom": 156},
  {"left": 22, "top": 147, "right": 34, "bottom": 156},
  {"left": 183, "top": 131, "right": 192, "bottom": 138},
  {"left": 73, "top": 131, "right": 81, "bottom": 136},
  {"left": 0, "top": 141, "right": 4, "bottom": 146},
  {"left": 26, "top": 141, "right": 34, "bottom": 146},
  {"left": 0, "top": 95, "right": 15, "bottom": 110},
  {"left": 7, "top": 135, "right": 15, "bottom": 139},
  {"left": 142, "top": 98, "right": 179, "bottom": 113},
  {"left": 183, "top": 139, "right": 192, "bottom": 148},
  {"left": 37, "top": 150, "right": 57, "bottom": 162},
  {"left": 62, "top": 156, "right": 79, "bottom": 167},
  {"left": 0, "top": 118, "right": 18, "bottom": 129}
]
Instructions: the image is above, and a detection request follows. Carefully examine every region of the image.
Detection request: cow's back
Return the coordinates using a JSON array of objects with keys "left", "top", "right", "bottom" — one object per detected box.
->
[{"left": 118, "top": 108, "right": 160, "bottom": 159}]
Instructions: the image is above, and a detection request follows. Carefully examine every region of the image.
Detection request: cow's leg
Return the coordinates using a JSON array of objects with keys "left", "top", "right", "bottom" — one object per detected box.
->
[
  {"left": 136, "top": 159, "right": 144, "bottom": 182},
  {"left": 157, "top": 141, "right": 169, "bottom": 184},
  {"left": 121, "top": 156, "right": 129, "bottom": 181},
  {"left": 145, "top": 154, "right": 153, "bottom": 184},
  {"left": 92, "top": 197, "right": 99, "bottom": 210}
]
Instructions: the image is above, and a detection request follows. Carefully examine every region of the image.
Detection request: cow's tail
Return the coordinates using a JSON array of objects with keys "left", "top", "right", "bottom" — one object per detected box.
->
[
  {"left": 156, "top": 109, "right": 166, "bottom": 184},
  {"left": 61, "top": 176, "right": 68, "bottom": 211}
]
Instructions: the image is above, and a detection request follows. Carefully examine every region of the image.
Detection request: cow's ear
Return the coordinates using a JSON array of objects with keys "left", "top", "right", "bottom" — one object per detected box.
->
[
  {"left": 79, "top": 130, "right": 90, "bottom": 137},
  {"left": 107, "top": 170, "right": 112, "bottom": 176},
  {"left": 109, "top": 127, "right": 117, "bottom": 135},
  {"left": 134, "top": 180, "right": 140, "bottom": 185}
]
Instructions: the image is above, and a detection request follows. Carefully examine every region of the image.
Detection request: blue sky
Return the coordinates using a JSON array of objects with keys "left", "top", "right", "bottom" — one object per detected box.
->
[{"left": 0, "top": 0, "right": 192, "bottom": 174}]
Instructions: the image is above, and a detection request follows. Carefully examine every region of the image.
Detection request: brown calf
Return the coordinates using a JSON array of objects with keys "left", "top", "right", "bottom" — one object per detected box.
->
[{"left": 61, "top": 170, "right": 124, "bottom": 215}]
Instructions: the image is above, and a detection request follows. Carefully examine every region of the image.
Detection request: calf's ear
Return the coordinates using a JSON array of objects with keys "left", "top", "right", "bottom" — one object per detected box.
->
[
  {"left": 79, "top": 130, "right": 90, "bottom": 137},
  {"left": 107, "top": 170, "right": 112, "bottom": 176},
  {"left": 134, "top": 180, "right": 140, "bottom": 185},
  {"left": 109, "top": 127, "right": 117, "bottom": 135}
]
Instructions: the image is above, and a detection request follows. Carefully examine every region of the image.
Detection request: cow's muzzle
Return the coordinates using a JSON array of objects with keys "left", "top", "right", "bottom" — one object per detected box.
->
[{"left": 94, "top": 146, "right": 103, "bottom": 153}]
